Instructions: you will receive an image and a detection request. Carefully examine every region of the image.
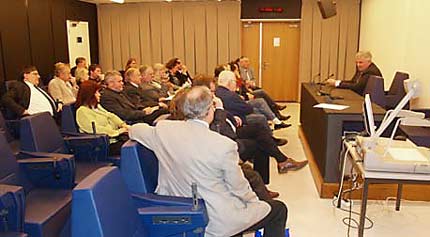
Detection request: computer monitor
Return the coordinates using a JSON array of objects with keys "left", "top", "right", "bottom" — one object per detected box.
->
[{"left": 363, "top": 94, "right": 376, "bottom": 137}]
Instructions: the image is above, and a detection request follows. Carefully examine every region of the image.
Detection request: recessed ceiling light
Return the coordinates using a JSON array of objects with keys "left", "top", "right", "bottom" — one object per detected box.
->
[{"left": 110, "top": 0, "right": 124, "bottom": 3}]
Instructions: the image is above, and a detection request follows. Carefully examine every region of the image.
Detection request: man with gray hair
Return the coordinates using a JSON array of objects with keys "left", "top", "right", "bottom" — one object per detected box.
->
[
  {"left": 327, "top": 50, "right": 382, "bottom": 95},
  {"left": 100, "top": 70, "right": 168, "bottom": 124},
  {"left": 129, "top": 86, "right": 288, "bottom": 237}
]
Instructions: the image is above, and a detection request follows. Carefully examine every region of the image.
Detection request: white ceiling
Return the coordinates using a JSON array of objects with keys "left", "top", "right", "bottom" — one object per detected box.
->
[{"left": 80, "top": 0, "right": 234, "bottom": 4}]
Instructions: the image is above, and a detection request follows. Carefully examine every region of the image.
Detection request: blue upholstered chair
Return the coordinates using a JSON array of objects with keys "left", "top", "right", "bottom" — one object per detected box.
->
[
  {"left": 0, "top": 131, "right": 74, "bottom": 237},
  {"left": 385, "top": 71, "right": 409, "bottom": 109},
  {"left": 120, "top": 140, "right": 158, "bottom": 194},
  {"left": 60, "top": 103, "right": 120, "bottom": 166},
  {"left": 19, "top": 112, "right": 114, "bottom": 181},
  {"left": 72, "top": 167, "right": 208, "bottom": 237},
  {"left": 364, "top": 75, "right": 386, "bottom": 108}
]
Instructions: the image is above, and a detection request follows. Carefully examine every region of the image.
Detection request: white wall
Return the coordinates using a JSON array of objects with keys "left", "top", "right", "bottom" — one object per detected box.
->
[{"left": 360, "top": 0, "right": 430, "bottom": 108}]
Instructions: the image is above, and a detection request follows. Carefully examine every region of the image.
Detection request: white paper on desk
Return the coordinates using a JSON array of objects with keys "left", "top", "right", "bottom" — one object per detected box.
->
[
  {"left": 313, "top": 103, "right": 349, "bottom": 110},
  {"left": 387, "top": 148, "right": 428, "bottom": 162}
]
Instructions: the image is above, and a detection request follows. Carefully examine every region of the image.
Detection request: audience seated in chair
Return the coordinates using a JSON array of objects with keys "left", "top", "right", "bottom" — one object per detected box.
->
[
  {"left": 165, "top": 57, "right": 192, "bottom": 87},
  {"left": 123, "top": 67, "right": 168, "bottom": 109},
  {"left": 100, "top": 70, "right": 168, "bottom": 125},
  {"left": 1, "top": 65, "right": 60, "bottom": 120},
  {"left": 76, "top": 80, "right": 130, "bottom": 156},
  {"left": 75, "top": 67, "right": 89, "bottom": 86},
  {"left": 129, "top": 86, "right": 288, "bottom": 237},
  {"left": 70, "top": 57, "right": 87, "bottom": 77},
  {"left": 48, "top": 62, "right": 79, "bottom": 105},
  {"left": 88, "top": 64, "right": 103, "bottom": 84}
]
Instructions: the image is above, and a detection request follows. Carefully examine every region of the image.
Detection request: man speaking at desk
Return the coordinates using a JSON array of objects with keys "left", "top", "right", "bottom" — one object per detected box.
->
[{"left": 326, "top": 51, "right": 382, "bottom": 96}]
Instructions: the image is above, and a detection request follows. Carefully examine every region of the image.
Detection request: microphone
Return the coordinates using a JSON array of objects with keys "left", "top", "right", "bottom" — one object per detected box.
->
[
  {"left": 318, "top": 73, "right": 335, "bottom": 85},
  {"left": 310, "top": 73, "right": 321, "bottom": 85}
]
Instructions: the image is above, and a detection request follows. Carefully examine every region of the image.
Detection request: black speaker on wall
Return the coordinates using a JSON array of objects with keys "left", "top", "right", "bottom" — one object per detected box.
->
[{"left": 317, "top": 0, "right": 337, "bottom": 19}]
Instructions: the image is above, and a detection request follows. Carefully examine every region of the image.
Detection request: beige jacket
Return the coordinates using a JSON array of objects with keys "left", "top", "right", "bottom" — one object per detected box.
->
[
  {"left": 48, "top": 77, "right": 78, "bottom": 104},
  {"left": 129, "top": 120, "right": 270, "bottom": 237}
]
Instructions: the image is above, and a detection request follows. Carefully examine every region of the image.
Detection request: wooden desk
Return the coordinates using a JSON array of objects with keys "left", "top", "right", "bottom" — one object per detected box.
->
[{"left": 300, "top": 83, "right": 386, "bottom": 184}]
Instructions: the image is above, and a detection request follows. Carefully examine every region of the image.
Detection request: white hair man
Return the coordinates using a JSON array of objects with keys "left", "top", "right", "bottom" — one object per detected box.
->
[
  {"left": 129, "top": 86, "right": 288, "bottom": 237},
  {"left": 327, "top": 51, "right": 382, "bottom": 95}
]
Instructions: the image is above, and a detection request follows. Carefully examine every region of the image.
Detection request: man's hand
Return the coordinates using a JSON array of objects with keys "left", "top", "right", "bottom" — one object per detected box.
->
[
  {"left": 233, "top": 116, "right": 243, "bottom": 127},
  {"left": 143, "top": 106, "right": 158, "bottom": 115},
  {"left": 57, "top": 103, "right": 63, "bottom": 112},
  {"left": 326, "top": 78, "right": 337, "bottom": 86},
  {"left": 22, "top": 110, "right": 30, "bottom": 116},
  {"left": 213, "top": 96, "right": 223, "bottom": 109},
  {"left": 246, "top": 93, "right": 255, "bottom": 100},
  {"left": 158, "top": 102, "right": 168, "bottom": 109}
]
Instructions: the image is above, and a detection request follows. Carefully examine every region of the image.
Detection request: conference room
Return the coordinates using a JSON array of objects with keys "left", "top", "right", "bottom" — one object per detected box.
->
[{"left": 0, "top": 0, "right": 429, "bottom": 236}]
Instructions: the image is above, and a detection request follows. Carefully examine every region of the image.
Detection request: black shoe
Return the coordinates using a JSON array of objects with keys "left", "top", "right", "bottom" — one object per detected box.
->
[
  {"left": 273, "top": 137, "right": 288, "bottom": 146},
  {"left": 276, "top": 104, "right": 287, "bottom": 110},
  {"left": 278, "top": 114, "right": 291, "bottom": 121},
  {"left": 274, "top": 123, "right": 291, "bottom": 130}
]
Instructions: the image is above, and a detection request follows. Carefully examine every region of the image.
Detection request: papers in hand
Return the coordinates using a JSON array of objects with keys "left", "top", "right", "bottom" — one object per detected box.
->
[{"left": 313, "top": 103, "right": 349, "bottom": 110}]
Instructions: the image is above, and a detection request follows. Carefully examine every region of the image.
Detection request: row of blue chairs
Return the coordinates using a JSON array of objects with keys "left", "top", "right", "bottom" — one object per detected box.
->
[{"left": 0, "top": 110, "right": 209, "bottom": 237}]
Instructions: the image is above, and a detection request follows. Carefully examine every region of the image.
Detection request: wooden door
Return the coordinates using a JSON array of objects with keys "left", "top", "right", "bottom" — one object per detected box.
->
[
  {"left": 241, "top": 22, "right": 260, "bottom": 86},
  {"left": 262, "top": 22, "right": 300, "bottom": 101}
]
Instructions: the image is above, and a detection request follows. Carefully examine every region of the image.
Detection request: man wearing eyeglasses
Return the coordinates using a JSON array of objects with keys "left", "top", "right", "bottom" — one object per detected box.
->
[{"left": 1, "top": 65, "right": 59, "bottom": 119}]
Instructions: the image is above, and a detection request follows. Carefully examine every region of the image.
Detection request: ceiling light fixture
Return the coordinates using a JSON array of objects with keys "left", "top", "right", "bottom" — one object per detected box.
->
[{"left": 110, "top": 0, "right": 124, "bottom": 3}]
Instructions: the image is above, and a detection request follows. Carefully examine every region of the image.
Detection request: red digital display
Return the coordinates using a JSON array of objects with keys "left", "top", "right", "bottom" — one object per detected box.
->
[{"left": 258, "top": 7, "right": 284, "bottom": 13}]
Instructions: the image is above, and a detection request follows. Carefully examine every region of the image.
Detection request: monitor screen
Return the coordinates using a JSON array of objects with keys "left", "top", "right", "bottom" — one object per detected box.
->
[{"left": 363, "top": 94, "right": 376, "bottom": 137}]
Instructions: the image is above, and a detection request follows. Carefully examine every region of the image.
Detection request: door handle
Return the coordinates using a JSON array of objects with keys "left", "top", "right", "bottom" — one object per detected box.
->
[{"left": 262, "top": 62, "right": 270, "bottom": 70}]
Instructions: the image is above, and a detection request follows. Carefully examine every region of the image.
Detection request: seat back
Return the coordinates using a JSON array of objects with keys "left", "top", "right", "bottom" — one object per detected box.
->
[
  {"left": 388, "top": 71, "right": 409, "bottom": 95},
  {"left": 121, "top": 140, "right": 158, "bottom": 193},
  {"left": 120, "top": 141, "right": 158, "bottom": 194},
  {"left": 0, "top": 111, "right": 14, "bottom": 142},
  {"left": 20, "top": 112, "right": 66, "bottom": 153},
  {"left": 72, "top": 167, "right": 147, "bottom": 237},
  {"left": 0, "top": 132, "right": 33, "bottom": 193},
  {"left": 364, "top": 75, "right": 386, "bottom": 108},
  {"left": 61, "top": 103, "right": 79, "bottom": 134}
]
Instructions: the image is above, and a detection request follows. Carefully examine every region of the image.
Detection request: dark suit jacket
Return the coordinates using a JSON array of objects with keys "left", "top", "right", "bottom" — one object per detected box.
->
[
  {"left": 339, "top": 62, "right": 382, "bottom": 95},
  {"left": 1, "top": 80, "right": 57, "bottom": 119},
  {"left": 215, "top": 86, "right": 253, "bottom": 122},
  {"left": 100, "top": 88, "right": 148, "bottom": 122},
  {"left": 123, "top": 82, "right": 159, "bottom": 108},
  {"left": 1, "top": 80, "right": 31, "bottom": 118}
]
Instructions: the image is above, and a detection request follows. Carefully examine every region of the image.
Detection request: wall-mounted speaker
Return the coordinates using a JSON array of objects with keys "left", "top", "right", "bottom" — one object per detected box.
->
[{"left": 317, "top": 0, "right": 337, "bottom": 19}]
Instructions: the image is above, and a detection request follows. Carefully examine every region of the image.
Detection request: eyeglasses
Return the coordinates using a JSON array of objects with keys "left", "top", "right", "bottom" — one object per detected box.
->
[{"left": 30, "top": 71, "right": 39, "bottom": 76}]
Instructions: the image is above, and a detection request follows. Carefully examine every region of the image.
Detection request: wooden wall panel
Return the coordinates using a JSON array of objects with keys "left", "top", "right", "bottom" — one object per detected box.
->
[{"left": 0, "top": 0, "right": 98, "bottom": 95}]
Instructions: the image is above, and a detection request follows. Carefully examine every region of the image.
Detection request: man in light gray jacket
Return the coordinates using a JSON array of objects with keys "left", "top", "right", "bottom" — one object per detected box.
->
[{"left": 129, "top": 86, "right": 287, "bottom": 237}]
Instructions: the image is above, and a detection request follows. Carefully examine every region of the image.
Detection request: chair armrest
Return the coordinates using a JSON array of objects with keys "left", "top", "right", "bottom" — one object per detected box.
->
[
  {"left": 17, "top": 151, "right": 74, "bottom": 159},
  {"left": 131, "top": 193, "right": 205, "bottom": 208},
  {"left": 138, "top": 205, "right": 208, "bottom": 237},
  {"left": 17, "top": 156, "right": 75, "bottom": 189},
  {"left": 0, "top": 185, "right": 25, "bottom": 233},
  {"left": 0, "top": 232, "right": 28, "bottom": 237},
  {"left": 64, "top": 135, "right": 109, "bottom": 162}
]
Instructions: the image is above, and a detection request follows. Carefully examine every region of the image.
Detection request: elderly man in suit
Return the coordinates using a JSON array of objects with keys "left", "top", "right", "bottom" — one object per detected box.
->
[
  {"left": 2, "top": 65, "right": 59, "bottom": 119},
  {"left": 48, "top": 62, "right": 79, "bottom": 105},
  {"left": 100, "top": 70, "right": 168, "bottom": 125},
  {"left": 129, "top": 86, "right": 287, "bottom": 237},
  {"left": 326, "top": 51, "right": 382, "bottom": 95}
]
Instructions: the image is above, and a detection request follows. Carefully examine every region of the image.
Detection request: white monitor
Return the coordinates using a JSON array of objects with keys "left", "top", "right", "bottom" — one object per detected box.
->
[{"left": 363, "top": 94, "right": 376, "bottom": 137}]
